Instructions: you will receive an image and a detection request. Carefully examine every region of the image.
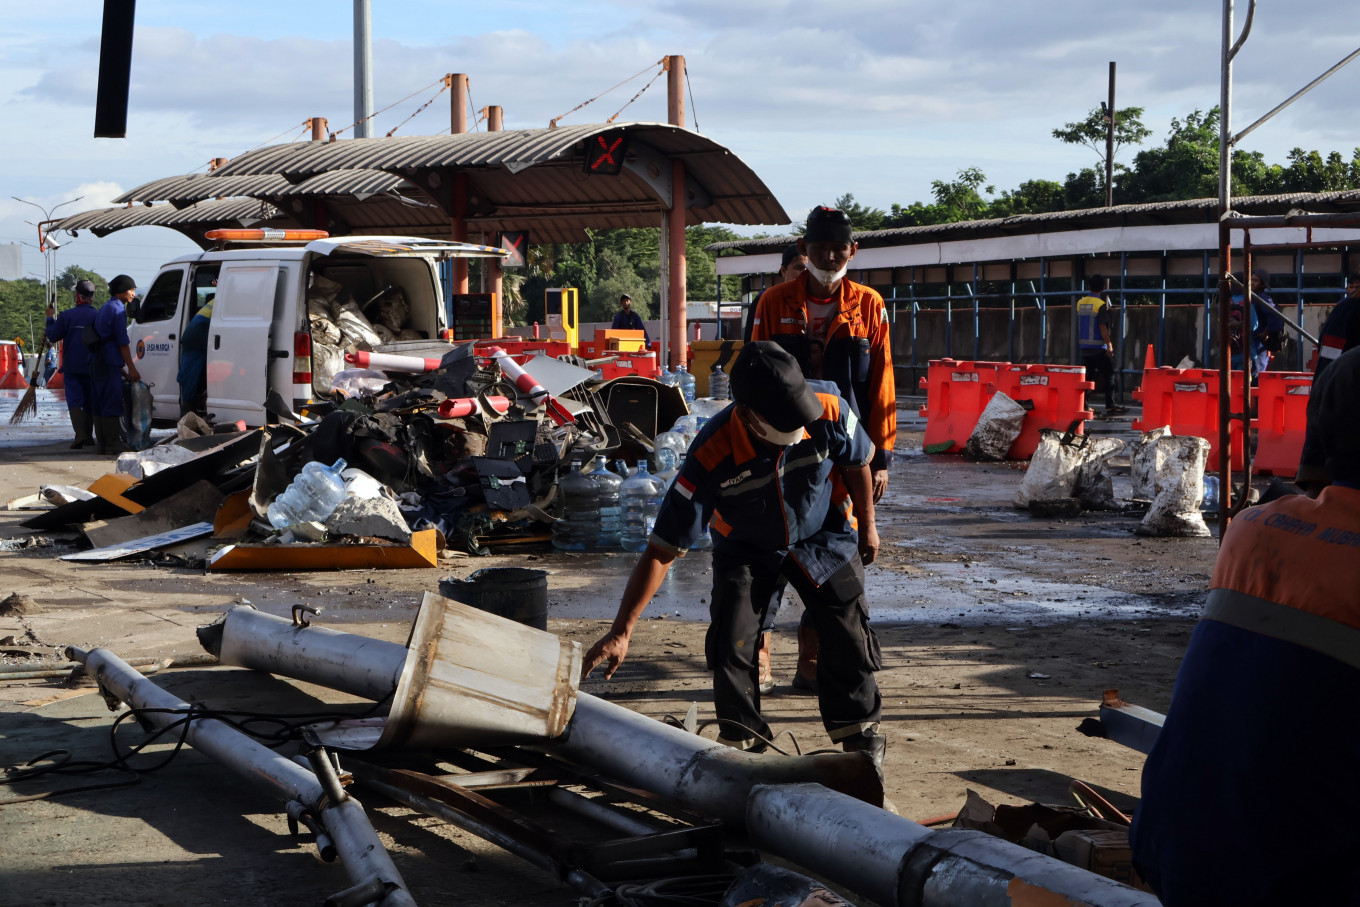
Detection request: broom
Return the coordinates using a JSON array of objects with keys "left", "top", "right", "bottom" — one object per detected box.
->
[{"left": 8, "top": 332, "right": 51, "bottom": 424}]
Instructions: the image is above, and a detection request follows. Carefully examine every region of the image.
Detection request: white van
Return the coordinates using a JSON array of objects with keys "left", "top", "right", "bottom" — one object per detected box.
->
[{"left": 128, "top": 235, "right": 505, "bottom": 426}]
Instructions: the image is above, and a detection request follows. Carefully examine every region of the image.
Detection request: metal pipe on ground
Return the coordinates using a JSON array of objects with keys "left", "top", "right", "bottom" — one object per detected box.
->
[
  {"left": 65, "top": 644, "right": 416, "bottom": 907},
  {"left": 200, "top": 606, "right": 883, "bottom": 826},
  {"left": 747, "top": 784, "right": 1158, "bottom": 907}
]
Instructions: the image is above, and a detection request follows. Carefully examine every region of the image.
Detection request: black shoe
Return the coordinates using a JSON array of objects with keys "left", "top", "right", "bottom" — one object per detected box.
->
[
  {"left": 1105, "top": 404, "right": 1128, "bottom": 415},
  {"left": 791, "top": 672, "right": 818, "bottom": 696},
  {"left": 842, "top": 730, "right": 886, "bottom": 772}
]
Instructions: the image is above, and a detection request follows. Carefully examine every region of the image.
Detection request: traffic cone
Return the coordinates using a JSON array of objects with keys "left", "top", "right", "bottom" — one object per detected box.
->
[{"left": 1144, "top": 344, "right": 1157, "bottom": 371}]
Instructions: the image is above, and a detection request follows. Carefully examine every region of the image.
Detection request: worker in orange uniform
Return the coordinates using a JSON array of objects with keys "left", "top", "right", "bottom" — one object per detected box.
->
[
  {"left": 1131, "top": 344, "right": 1360, "bottom": 905},
  {"left": 751, "top": 206, "right": 896, "bottom": 693}
]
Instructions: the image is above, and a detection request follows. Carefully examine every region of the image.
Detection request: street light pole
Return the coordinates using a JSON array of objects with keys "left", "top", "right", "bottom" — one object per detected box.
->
[{"left": 10, "top": 196, "right": 84, "bottom": 346}]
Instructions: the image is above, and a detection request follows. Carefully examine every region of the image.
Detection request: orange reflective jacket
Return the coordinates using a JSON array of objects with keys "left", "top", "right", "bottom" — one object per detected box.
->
[{"left": 751, "top": 276, "right": 896, "bottom": 464}]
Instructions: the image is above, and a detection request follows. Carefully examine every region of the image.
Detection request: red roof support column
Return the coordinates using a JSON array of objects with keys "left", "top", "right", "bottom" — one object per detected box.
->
[{"left": 666, "top": 55, "right": 687, "bottom": 366}]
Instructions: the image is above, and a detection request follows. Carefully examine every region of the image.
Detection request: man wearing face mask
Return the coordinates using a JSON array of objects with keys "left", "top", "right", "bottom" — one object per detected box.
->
[
  {"left": 582, "top": 342, "right": 886, "bottom": 766},
  {"left": 751, "top": 206, "right": 896, "bottom": 501}
]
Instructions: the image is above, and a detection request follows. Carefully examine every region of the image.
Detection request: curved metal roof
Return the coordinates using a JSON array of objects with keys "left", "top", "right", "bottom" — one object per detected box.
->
[
  {"left": 209, "top": 122, "right": 788, "bottom": 231},
  {"left": 706, "top": 190, "right": 1360, "bottom": 255},
  {"left": 53, "top": 198, "right": 293, "bottom": 246}
]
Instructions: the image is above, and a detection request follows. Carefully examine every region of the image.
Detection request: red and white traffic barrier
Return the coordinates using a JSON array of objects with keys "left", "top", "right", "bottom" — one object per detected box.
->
[
  {"left": 437, "top": 396, "right": 511, "bottom": 419},
  {"left": 345, "top": 350, "right": 443, "bottom": 373},
  {"left": 484, "top": 346, "right": 574, "bottom": 426}
]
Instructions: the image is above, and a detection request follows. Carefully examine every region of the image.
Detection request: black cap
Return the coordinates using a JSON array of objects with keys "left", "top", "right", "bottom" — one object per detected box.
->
[
  {"left": 729, "top": 341, "right": 823, "bottom": 432},
  {"left": 1311, "top": 346, "right": 1360, "bottom": 483},
  {"left": 109, "top": 274, "right": 135, "bottom": 295},
  {"left": 804, "top": 206, "right": 853, "bottom": 245},
  {"left": 74, "top": 279, "right": 96, "bottom": 297}
]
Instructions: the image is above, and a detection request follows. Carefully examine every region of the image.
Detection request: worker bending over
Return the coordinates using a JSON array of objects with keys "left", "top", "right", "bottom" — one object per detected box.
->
[{"left": 582, "top": 342, "right": 887, "bottom": 766}]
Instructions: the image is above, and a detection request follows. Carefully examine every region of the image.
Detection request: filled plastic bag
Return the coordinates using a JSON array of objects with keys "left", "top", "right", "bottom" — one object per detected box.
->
[
  {"left": 335, "top": 298, "right": 383, "bottom": 350},
  {"left": 367, "top": 286, "right": 409, "bottom": 333},
  {"left": 1072, "top": 437, "right": 1127, "bottom": 510},
  {"left": 308, "top": 273, "right": 344, "bottom": 303},
  {"left": 115, "top": 444, "right": 197, "bottom": 479},
  {"left": 1137, "top": 436, "right": 1212, "bottom": 537},
  {"left": 964, "top": 392, "right": 1027, "bottom": 461},
  {"left": 1015, "top": 428, "right": 1090, "bottom": 508},
  {"left": 1129, "top": 425, "right": 1171, "bottom": 501},
  {"left": 122, "top": 381, "right": 154, "bottom": 451},
  {"left": 330, "top": 368, "right": 391, "bottom": 399},
  {"left": 312, "top": 339, "right": 346, "bottom": 396}
]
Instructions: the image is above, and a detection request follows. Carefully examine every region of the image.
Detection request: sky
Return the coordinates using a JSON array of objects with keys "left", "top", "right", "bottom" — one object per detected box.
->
[{"left": 3, "top": 1, "right": 1360, "bottom": 287}]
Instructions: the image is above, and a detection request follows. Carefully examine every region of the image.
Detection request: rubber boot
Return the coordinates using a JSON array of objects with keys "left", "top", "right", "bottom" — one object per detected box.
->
[
  {"left": 792, "top": 624, "right": 820, "bottom": 695},
  {"left": 841, "top": 729, "right": 887, "bottom": 773},
  {"left": 68, "top": 409, "right": 93, "bottom": 449},
  {"left": 96, "top": 416, "right": 128, "bottom": 456},
  {"left": 757, "top": 632, "right": 776, "bottom": 695}
]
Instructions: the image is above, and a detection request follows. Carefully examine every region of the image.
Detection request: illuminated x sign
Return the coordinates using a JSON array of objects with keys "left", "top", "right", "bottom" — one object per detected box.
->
[
  {"left": 583, "top": 131, "right": 630, "bottom": 175},
  {"left": 498, "top": 231, "right": 528, "bottom": 268}
]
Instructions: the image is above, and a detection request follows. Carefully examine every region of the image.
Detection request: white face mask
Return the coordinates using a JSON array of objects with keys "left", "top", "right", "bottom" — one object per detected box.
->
[
  {"left": 749, "top": 411, "right": 805, "bottom": 447},
  {"left": 805, "top": 260, "right": 848, "bottom": 288}
]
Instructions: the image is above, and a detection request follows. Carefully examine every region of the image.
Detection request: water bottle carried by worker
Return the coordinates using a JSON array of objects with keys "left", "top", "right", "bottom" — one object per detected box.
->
[
  {"left": 267, "top": 458, "right": 348, "bottom": 530},
  {"left": 675, "top": 364, "right": 696, "bottom": 404},
  {"left": 588, "top": 454, "right": 624, "bottom": 548},
  {"left": 708, "top": 364, "right": 729, "bottom": 401},
  {"left": 553, "top": 458, "right": 599, "bottom": 551},
  {"left": 620, "top": 461, "right": 666, "bottom": 552}
]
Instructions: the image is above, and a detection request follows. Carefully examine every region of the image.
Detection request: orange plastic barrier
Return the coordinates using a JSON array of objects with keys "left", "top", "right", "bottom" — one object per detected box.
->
[
  {"left": 46, "top": 343, "right": 64, "bottom": 389},
  {"left": 1252, "top": 371, "right": 1312, "bottom": 477},
  {"left": 992, "top": 364, "right": 1095, "bottom": 459},
  {"left": 0, "top": 368, "right": 27, "bottom": 390},
  {"left": 918, "top": 359, "right": 1006, "bottom": 452},
  {"left": 0, "top": 341, "right": 19, "bottom": 375},
  {"left": 1133, "top": 367, "right": 1245, "bottom": 471}
]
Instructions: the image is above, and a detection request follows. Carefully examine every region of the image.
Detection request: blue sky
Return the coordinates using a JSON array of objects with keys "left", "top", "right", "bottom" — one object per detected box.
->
[{"left": 4, "top": 1, "right": 1360, "bottom": 286}]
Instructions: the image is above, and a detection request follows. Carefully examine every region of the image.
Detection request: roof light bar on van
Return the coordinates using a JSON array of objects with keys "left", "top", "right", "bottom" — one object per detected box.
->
[{"left": 204, "top": 228, "right": 330, "bottom": 243}]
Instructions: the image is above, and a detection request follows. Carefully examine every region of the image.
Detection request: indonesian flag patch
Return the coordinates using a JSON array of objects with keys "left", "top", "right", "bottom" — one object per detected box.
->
[{"left": 675, "top": 475, "right": 696, "bottom": 499}]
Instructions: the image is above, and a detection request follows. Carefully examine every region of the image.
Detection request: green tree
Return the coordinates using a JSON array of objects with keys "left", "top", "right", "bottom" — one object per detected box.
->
[
  {"left": 989, "top": 179, "right": 1067, "bottom": 217},
  {"left": 57, "top": 264, "right": 108, "bottom": 297},
  {"left": 1052, "top": 105, "right": 1153, "bottom": 197}
]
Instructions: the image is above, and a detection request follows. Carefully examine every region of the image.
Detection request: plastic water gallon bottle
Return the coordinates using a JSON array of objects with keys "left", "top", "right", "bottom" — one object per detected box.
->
[
  {"left": 709, "top": 365, "right": 729, "bottom": 400},
  {"left": 659, "top": 365, "right": 678, "bottom": 388},
  {"left": 676, "top": 364, "right": 696, "bottom": 404},
  {"left": 653, "top": 431, "right": 689, "bottom": 473},
  {"left": 553, "top": 459, "right": 598, "bottom": 551},
  {"left": 588, "top": 454, "right": 624, "bottom": 548},
  {"left": 267, "top": 459, "right": 348, "bottom": 530},
  {"left": 1201, "top": 474, "right": 1220, "bottom": 511},
  {"left": 620, "top": 461, "right": 666, "bottom": 552}
]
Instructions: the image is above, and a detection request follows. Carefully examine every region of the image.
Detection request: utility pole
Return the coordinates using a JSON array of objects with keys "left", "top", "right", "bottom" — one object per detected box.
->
[
  {"left": 1105, "top": 62, "right": 1116, "bottom": 207},
  {"left": 353, "top": 0, "right": 373, "bottom": 138}
]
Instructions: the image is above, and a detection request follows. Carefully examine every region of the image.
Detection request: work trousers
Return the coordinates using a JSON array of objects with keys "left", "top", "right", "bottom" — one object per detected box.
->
[
  {"left": 1082, "top": 350, "right": 1116, "bottom": 406},
  {"left": 90, "top": 359, "right": 125, "bottom": 418},
  {"left": 707, "top": 552, "right": 882, "bottom": 746},
  {"left": 62, "top": 371, "right": 93, "bottom": 412}
]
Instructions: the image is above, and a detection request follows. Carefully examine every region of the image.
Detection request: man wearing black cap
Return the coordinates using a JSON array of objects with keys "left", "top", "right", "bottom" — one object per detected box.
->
[
  {"left": 582, "top": 341, "right": 886, "bottom": 765},
  {"left": 751, "top": 206, "right": 896, "bottom": 692},
  {"left": 91, "top": 274, "right": 141, "bottom": 455},
  {"left": 610, "top": 293, "right": 649, "bottom": 345},
  {"left": 1131, "top": 345, "right": 1360, "bottom": 905},
  {"left": 44, "top": 279, "right": 99, "bottom": 448}
]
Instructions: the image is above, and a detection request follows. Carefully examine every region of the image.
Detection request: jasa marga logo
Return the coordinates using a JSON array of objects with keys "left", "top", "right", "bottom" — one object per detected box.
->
[
  {"left": 136, "top": 339, "right": 145, "bottom": 359},
  {"left": 136, "top": 340, "right": 172, "bottom": 359}
]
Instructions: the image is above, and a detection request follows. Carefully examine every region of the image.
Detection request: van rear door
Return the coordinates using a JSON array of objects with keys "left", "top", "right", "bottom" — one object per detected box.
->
[{"left": 206, "top": 261, "right": 281, "bottom": 426}]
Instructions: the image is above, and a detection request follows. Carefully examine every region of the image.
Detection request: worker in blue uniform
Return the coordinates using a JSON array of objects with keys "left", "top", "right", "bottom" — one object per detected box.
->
[
  {"left": 91, "top": 274, "right": 141, "bottom": 455},
  {"left": 582, "top": 341, "right": 886, "bottom": 766},
  {"left": 1131, "top": 345, "right": 1360, "bottom": 905},
  {"left": 1076, "top": 275, "right": 1125, "bottom": 415},
  {"left": 44, "top": 279, "right": 99, "bottom": 448}
]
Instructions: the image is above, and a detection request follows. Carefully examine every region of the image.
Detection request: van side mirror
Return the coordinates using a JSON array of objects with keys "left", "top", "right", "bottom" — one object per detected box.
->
[{"left": 127, "top": 298, "right": 142, "bottom": 322}]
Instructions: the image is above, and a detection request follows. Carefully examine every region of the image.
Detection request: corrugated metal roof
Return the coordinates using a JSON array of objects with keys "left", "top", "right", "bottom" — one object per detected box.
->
[
  {"left": 113, "top": 169, "right": 416, "bottom": 205},
  {"left": 52, "top": 198, "right": 292, "bottom": 246},
  {"left": 705, "top": 190, "right": 1360, "bottom": 255},
  {"left": 208, "top": 122, "right": 788, "bottom": 228}
]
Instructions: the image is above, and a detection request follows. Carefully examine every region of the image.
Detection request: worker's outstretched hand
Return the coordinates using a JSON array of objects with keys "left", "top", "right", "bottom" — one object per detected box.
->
[
  {"left": 859, "top": 523, "right": 880, "bottom": 566},
  {"left": 871, "top": 468, "right": 889, "bottom": 503},
  {"left": 582, "top": 631, "right": 630, "bottom": 681}
]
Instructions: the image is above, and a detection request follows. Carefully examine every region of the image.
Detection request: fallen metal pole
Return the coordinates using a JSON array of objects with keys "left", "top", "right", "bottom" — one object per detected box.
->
[
  {"left": 66, "top": 645, "right": 416, "bottom": 907},
  {"left": 747, "top": 784, "right": 1158, "bottom": 907},
  {"left": 201, "top": 606, "right": 882, "bottom": 826}
]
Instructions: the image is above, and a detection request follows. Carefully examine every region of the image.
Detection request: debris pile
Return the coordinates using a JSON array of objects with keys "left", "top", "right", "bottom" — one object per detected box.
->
[{"left": 19, "top": 342, "right": 702, "bottom": 568}]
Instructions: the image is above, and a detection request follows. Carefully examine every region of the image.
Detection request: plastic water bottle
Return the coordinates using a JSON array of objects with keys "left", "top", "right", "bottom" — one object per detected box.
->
[
  {"left": 588, "top": 454, "right": 624, "bottom": 548},
  {"left": 676, "top": 364, "right": 696, "bottom": 404},
  {"left": 1201, "top": 474, "right": 1220, "bottom": 511},
  {"left": 709, "top": 365, "right": 729, "bottom": 400},
  {"left": 653, "top": 431, "right": 689, "bottom": 474},
  {"left": 553, "top": 459, "right": 598, "bottom": 551},
  {"left": 620, "top": 461, "right": 666, "bottom": 552},
  {"left": 659, "top": 365, "right": 678, "bottom": 388},
  {"left": 267, "top": 458, "right": 348, "bottom": 530}
]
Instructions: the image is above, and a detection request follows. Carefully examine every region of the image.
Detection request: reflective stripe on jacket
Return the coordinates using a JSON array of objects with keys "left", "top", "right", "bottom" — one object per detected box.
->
[{"left": 1076, "top": 295, "right": 1108, "bottom": 349}]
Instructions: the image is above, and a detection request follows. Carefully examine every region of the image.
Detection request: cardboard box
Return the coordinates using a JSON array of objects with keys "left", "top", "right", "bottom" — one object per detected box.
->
[{"left": 1053, "top": 829, "right": 1152, "bottom": 892}]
